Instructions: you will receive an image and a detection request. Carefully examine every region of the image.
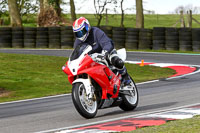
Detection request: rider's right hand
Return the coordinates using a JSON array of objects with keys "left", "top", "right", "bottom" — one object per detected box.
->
[{"left": 97, "top": 54, "right": 105, "bottom": 60}]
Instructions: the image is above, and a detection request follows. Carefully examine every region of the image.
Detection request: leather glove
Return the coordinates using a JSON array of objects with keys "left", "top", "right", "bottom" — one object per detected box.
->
[{"left": 97, "top": 50, "right": 108, "bottom": 60}]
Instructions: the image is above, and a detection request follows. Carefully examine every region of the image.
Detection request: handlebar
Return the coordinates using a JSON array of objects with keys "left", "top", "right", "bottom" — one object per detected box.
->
[{"left": 90, "top": 53, "right": 109, "bottom": 67}]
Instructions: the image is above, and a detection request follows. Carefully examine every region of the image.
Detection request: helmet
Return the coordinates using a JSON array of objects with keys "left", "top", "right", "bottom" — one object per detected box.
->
[{"left": 72, "top": 17, "right": 90, "bottom": 42}]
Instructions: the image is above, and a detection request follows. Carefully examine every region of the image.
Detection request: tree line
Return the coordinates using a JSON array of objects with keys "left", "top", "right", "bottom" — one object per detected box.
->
[{"left": 1, "top": 0, "right": 144, "bottom": 28}]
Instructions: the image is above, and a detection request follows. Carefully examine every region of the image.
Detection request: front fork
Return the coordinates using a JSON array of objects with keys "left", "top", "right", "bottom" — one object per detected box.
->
[{"left": 72, "top": 75, "right": 94, "bottom": 99}]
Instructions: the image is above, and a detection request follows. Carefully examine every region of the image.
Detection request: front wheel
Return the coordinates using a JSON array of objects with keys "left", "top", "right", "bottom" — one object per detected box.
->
[
  {"left": 119, "top": 76, "right": 139, "bottom": 111},
  {"left": 72, "top": 83, "right": 98, "bottom": 119}
]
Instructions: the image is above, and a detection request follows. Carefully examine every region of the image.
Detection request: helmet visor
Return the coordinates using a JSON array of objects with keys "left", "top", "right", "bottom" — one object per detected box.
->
[{"left": 74, "top": 27, "right": 88, "bottom": 38}]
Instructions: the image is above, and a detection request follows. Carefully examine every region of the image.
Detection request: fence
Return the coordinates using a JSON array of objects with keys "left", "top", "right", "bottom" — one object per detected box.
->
[{"left": 0, "top": 26, "right": 200, "bottom": 52}]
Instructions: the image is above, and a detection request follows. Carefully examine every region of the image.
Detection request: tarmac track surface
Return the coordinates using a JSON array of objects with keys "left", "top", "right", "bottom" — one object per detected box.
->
[{"left": 0, "top": 49, "right": 200, "bottom": 133}]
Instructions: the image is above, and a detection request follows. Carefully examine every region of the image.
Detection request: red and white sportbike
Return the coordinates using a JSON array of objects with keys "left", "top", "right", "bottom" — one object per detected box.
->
[{"left": 62, "top": 44, "right": 139, "bottom": 119}]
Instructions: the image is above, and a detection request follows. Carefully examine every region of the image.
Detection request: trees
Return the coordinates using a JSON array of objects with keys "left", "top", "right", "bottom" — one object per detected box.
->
[
  {"left": 94, "top": 0, "right": 114, "bottom": 27},
  {"left": 0, "top": 0, "right": 7, "bottom": 25},
  {"left": 17, "top": 0, "right": 39, "bottom": 17},
  {"left": 120, "top": 0, "right": 124, "bottom": 27},
  {"left": 38, "top": 0, "right": 78, "bottom": 26},
  {"left": 70, "top": 0, "right": 76, "bottom": 22},
  {"left": 174, "top": 5, "right": 200, "bottom": 14},
  {"left": 7, "top": 0, "right": 22, "bottom": 27},
  {"left": 1, "top": 0, "right": 39, "bottom": 26},
  {"left": 0, "top": 0, "right": 7, "bottom": 16},
  {"left": 54, "top": 0, "right": 62, "bottom": 17},
  {"left": 38, "top": 0, "right": 61, "bottom": 26},
  {"left": 136, "top": 0, "right": 144, "bottom": 28}
]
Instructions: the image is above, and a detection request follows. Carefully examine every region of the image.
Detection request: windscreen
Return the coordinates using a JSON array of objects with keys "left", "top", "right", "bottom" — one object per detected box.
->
[{"left": 69, "top": 44, "right": 89, "bottom": 61}]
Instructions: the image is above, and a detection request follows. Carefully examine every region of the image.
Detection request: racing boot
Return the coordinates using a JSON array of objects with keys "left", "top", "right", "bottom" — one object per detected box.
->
[{"left": 119, "top": 67, "right": 131, "bottom": 86}]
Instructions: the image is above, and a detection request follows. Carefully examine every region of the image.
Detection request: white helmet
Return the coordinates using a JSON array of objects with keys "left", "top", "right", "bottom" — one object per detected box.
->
[{"left": 72, "top": 17, "right": 91, "bottom": 42}]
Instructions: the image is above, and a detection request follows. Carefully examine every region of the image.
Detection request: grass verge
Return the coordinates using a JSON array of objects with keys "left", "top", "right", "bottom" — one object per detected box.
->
[
  {"left": 124, "top": 115, "right": 200, "bottom": 133},
  {"left": 1, "top": 14, "right": 200, "bottom": 28},
  {"left": 0, "top": 53, "right": 175, "bottom": 103}
]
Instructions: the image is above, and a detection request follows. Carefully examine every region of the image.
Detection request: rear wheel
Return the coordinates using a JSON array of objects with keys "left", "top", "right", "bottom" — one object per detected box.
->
[
  {"left": 119, "top": 76, "right": 139, "bottom": 111},
  {"left": 72, "top": 83, "right": 98, "bottom": 119}
]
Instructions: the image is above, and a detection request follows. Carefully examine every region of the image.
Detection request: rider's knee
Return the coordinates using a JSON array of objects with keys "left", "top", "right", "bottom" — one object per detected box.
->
[{"left": 111, "top": 56, "right": 124, "bottom": 69}]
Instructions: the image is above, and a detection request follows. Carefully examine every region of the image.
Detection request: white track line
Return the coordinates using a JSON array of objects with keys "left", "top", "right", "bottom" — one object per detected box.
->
[
  {"left": 0, "top": 94, "right": 71, "bottom": 105},
  {"left": 37, "top": 102, "right": 200, "bottom": 133},
  {"left": 127, "top": 51, "right": 200, "bottom": 56},
  {"left": 0, "top": 80, "right": 155, "bottom": 105}
]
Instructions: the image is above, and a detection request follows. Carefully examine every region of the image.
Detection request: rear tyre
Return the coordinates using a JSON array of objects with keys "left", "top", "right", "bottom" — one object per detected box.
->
[
  {"left": 119, "top": 76, "right": 139, "bottom": 111},
  {"left": 72, "top": 83, "right": 98, "bottom": 119}
]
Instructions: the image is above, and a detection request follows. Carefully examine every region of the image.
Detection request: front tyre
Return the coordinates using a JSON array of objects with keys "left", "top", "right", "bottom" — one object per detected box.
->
[
  {"left": 72, "top": 83, "right": 98, "bottom": 119},
  {"left": 119, "top": 76, "right": 139, "bottom": 111}
]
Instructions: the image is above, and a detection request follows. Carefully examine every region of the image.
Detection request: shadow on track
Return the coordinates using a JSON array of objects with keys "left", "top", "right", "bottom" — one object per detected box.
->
[{"left": 97, "top": 102, "right": 177, "bottom": 118}]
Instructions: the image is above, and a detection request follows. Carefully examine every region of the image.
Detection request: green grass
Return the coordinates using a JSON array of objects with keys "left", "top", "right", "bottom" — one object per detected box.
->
[
  {"left": 0, "top": 53, "right": 69, "bottom": 102},
  {"left": 1, "top": 14, "right": 200, "bottom": 28},
  {"left": 0, "top": 53, "right": 175, "bottom": 103},
  {"left": 124, "top": 115, "right": 200, "bottom": 133},
  {"left": 125, "top": 63, "right": 174, "bottom": 83},
  {"left": 63, "top": 14, "right": 200, "bottom": 28}
]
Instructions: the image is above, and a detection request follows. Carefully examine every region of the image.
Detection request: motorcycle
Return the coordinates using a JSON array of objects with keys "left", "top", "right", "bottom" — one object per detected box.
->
[{"left": 62, "top": 44, "right": 139, "bottom": 119}]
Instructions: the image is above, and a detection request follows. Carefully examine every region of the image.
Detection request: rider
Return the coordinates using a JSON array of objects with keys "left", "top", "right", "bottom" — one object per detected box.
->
[{"left": 72, "top": 17, "right": 131, "bottom": 85}]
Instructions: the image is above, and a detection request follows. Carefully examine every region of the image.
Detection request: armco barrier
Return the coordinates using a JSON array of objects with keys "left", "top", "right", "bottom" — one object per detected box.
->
[
  {"left": 12, "top": 27, "right": 23, "bottom": 48},
  {"left": 24, "top": 27, "right": 36, "bottom": 48},
  {"left": 152, "top": 27, "right": 165, "bottom": 50},
  {"left": 165, "top": 28, "right": 179, "bottom": 51},
  {"left": 36, "top": 27, "right": 48, "bottom": 48},
  {"left": 125, "top": 28, "right": 139, "bottom": 49},
  {"left": 138, "top": 28, "right": 152, "bottom": 50},
  {"left": 0, "top": 26, "right": 200, "bottom": 51},
  {"left": 112, "top": 27, "right": 126, "bottom": 49},
  {"left": 60, "top": 26, "right": 74, "bottom": 49},
  {"left": 192, "top": 28, "right": 200, "bottom": 52},
  {"left": 0, "top": 27, "right": 12, "bottom": 48},
  {"left": 179, "top": 28, "right": 192, "bottom": 51},
  {"left": 48, "top": 27, "right": 61, "bottom": 49}
]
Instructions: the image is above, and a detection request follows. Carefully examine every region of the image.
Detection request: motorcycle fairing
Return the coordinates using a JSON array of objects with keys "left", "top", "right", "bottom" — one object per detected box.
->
[{"left": 63, "top": 54, "right": 121, "bottom": 99}]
